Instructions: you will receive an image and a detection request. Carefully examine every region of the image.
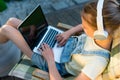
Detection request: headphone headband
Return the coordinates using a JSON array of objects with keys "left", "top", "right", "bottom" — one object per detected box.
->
[
  {"left": 97, "top": 0, "right": 104, "bottom": 31},
  {"left": 94, "top": 0, "right": 108, "bottom": 40}
]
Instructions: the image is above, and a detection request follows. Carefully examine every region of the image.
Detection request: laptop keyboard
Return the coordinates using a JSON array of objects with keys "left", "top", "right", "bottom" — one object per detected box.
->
[{"left": 39, "top": 28, "right": 59, "bottom": 48}]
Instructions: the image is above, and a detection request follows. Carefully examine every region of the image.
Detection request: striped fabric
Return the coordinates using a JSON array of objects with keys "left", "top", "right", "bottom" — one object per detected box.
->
[{"left": 9, "top": 55, "right": 49, "bottom": 80}]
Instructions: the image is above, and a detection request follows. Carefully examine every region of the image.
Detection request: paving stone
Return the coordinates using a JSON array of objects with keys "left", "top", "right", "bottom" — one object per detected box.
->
[
  {"left": 73, "top": 0, "right": 89, "bottom": 4},
  {"left": 42, "top": 6, "right": 54, "bottom": 14},
  {"left": 65, "top": 0, "right": 75, "bottom": 6},
  {"left": 51, "top": 1, "right": 69, "bottom": 10}
]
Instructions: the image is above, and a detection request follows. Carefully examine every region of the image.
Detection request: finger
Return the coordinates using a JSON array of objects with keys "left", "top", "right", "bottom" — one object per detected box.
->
[
  {"left": 38, "top": 48, "right": 43, "bottom": 54},
  {"left": 56, "top": 35, "right": 61, "bottom": 40},
  {"left": 44, "top": 43, "right": 52, "bottom": 51},
  {"left": 60, "top": 41, "right": 66, "bottom": 46},
  {"left": 38, "top": 48, "right": 45, "bottom": 56},
  {"left": 38, "top": 48, "right": 42, "bottom": 52},
  {"left": 43, "top": 43, "right": 49, "bottom": 48},
  {"left": 41, "top": 43, "right": 46, "bottom": 50},
  {"left": 45, "top": 43, "right": 49, "bottom": 48},
  {"left": 56, "top": 34, "right": 59, "bottom": 40},
  {"left": 56, "top": 34, "right": 61, "bottom": 38},
  {"left": 57, "top": 37, "right": 63, "bottom": 43},
  {"left": 42, "top": 43, "right": 51, "bottom": 51},
  {"left": 56, "top": 34, "right": 62, "bottom": 40},
  {"left": 59, "top": 39, "right": 66, "bottom": 46}
]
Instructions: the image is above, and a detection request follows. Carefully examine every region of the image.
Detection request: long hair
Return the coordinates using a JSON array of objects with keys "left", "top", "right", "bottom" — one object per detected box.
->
[{"left": 81, "top": 0, "right": 120, "bottom": 32}]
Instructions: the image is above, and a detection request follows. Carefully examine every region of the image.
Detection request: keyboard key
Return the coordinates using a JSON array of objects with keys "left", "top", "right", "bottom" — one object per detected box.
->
[{"left": 38, "top": 28, "right": 59, "bottom": 48}]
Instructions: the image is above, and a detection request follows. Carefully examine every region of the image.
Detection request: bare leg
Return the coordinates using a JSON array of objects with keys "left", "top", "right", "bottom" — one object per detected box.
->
[
  {"left": 0, "top": 23, "right": 32, "bottom": 58},
  {"left": 5, "top": 17, "right": 22, "bottom": 29},
  {"left": 0, "top": 18, "right": 22, "bottom": 43},
  {"left": 0, "top": 25, "right": 33, "bottom": 58}
]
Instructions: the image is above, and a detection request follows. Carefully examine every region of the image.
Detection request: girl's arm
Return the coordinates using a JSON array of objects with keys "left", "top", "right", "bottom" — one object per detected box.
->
[
  {"left": 56, "top": 24, "right": 83, "bottom": 46},
  {"left": 65, "top": 24, "right": 83, "bottom": 36},
  {"left": 39, "top": 43, "right": 63, "bottom": 80},
  {"left": 47, "top": 60, "right": 63, "bottom": 80},
  {"left": 75, "top": 72, "right": 90, "bottom": 80}
]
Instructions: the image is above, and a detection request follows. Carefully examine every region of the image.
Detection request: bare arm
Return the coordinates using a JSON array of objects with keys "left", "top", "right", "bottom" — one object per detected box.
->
[
  {"left": 75, "top": 72, "right": 90, "bottom": 80},
  {"left": 39, "top": 43, "right": 63, "bottom": 80},
  {"left": 65, "top": 24, "right": 83, "bottom": 36},
  {"left": 47, "top": 60, "right": 63, "bottom": 80},
  {"left": 56, "top": 24, "right": 83, "bottom": 46}
]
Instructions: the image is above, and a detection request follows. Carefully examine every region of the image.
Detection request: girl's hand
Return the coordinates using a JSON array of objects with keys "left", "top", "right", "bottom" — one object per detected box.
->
[
  {"left": 38, "top": 43, "right": 54, "bottom": 62},
  {"left": 56, "top": 31, "right": 71, "bottom": 46},
  {"left": 56, "top": 24, "right": 83, "bottom": 46},
  {"left": 38, "top": 43, "right": 63, "bottom": 80}
]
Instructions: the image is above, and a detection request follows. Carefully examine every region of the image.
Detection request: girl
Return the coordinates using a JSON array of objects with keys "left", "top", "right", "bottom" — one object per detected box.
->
[{"left": 32, "top": 0, "right": 120, "bottom": 80}]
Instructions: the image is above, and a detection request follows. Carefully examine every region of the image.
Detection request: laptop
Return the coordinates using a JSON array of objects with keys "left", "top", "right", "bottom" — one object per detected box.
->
[{"left": 18, "top": 5, "right": 64, "bottom": 63}]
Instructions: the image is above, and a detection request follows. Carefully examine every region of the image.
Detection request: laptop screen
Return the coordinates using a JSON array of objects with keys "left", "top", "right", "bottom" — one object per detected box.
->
[{"left": 18, "top": 5, "right": 48, "bottom": 50}]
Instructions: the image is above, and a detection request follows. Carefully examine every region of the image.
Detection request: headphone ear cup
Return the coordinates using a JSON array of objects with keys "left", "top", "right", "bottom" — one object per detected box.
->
[{"left": 94, "top": 30, "right": 108, "bottom": 40}]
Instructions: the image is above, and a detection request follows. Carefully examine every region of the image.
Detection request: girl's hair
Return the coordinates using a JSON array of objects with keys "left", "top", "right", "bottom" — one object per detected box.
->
[{"left": 81, "top": 0, "right": 120, "bottom": 32}]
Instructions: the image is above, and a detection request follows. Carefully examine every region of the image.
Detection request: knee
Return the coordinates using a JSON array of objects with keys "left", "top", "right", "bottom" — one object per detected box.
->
[
  {"left": 6, "top": 17, "right": 22, "bottom": 28},
  {"left": 7, "top": 17, "right": 18, "bottom": 24},
  {"left": 0, "top": 25, "right": 10, "bottom": 33}
]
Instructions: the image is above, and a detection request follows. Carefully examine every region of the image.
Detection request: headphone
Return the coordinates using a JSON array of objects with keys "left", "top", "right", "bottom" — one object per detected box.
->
[{"left": 94, "top": 0, "right": 108, "bottom": 40}]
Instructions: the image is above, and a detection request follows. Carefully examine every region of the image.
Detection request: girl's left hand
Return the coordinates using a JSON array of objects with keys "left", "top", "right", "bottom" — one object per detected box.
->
[{"left": 38, "top": 43, "right": 54, "bottom": 62}]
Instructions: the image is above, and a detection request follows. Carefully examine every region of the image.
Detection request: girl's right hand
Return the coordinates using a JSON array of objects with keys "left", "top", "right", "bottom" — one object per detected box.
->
[
  {"left": 38, "top": 43, "right": 54, "bottom": 62},
  {"left": 56, "top": 31, "right": 71, "bottom": 46}
]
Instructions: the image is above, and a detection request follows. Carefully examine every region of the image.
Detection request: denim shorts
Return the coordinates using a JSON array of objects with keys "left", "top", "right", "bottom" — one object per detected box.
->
[{"left": 31, "top": 53, "right": 70, "bottom": 76}]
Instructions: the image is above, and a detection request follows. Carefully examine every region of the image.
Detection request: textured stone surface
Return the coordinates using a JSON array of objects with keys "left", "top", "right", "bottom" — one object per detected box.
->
[
  {"left": 0, "top": 0, "right": 89, "bottom": 26},
  {"left": 74, "top": 0, "right": 89, "bottom": 4},
  {"left": 51, "top": 1, "right": 69, "bottom": 10}
]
